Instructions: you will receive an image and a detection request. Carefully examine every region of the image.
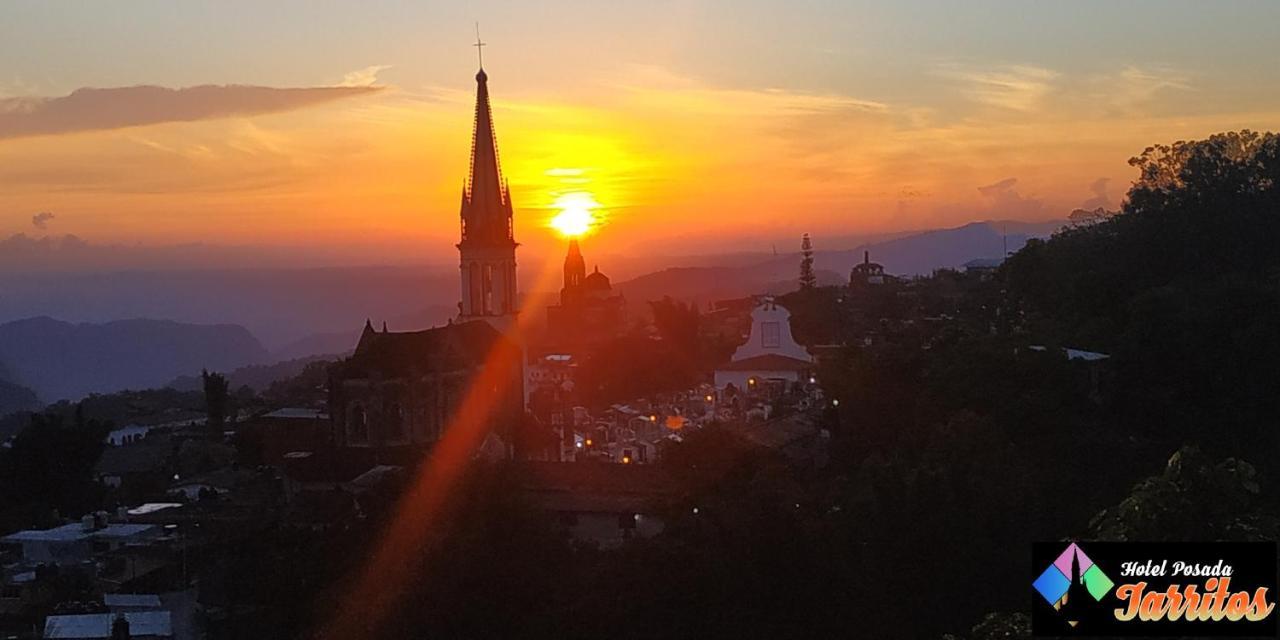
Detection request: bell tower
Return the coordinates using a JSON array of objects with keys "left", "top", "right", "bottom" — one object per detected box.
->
[{"left": 457, "top": 51, "right": 518, "bottom": 325}]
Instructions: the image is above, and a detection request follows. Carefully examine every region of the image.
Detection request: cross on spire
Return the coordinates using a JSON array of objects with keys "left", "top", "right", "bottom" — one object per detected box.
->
[{"left": 473, "top": 23, "right": 486, "bottom": 69}]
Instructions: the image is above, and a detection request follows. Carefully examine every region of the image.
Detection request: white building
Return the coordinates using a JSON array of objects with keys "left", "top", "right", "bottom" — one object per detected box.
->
[{"left": 713, "top": 298, "right": 815, "bottom": 390}]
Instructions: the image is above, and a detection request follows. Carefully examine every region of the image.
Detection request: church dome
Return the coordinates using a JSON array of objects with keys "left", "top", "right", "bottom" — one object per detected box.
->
[{"left": 584, "top": 266, "right": 611, "bottom": 291}]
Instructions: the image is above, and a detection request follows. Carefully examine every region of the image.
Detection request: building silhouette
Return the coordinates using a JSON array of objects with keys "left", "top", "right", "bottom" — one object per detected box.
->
[
  {"left": 457, "top": 64, "right": 519, "bottom": 327},
  {"left": 544, "top": 239, "right": 626, "bottom": 347},
  {"left": 328, "top": 61, "right": 524, "bottom": 466}
]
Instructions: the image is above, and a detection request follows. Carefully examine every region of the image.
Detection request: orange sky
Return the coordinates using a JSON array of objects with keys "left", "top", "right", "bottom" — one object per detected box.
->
[{"left": 3, "top": 2, "right": 1280, "bottom": 265}]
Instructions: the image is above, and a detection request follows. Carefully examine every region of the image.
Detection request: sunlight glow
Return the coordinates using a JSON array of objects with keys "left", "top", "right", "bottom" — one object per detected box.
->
[{"left": 548, "top": 191, "right": 600, "bottom": 237}]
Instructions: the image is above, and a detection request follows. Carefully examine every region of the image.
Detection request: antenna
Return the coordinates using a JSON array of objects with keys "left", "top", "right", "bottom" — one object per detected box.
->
[{"left": 473, "top": 23, "right": 486, "bottom": 69}]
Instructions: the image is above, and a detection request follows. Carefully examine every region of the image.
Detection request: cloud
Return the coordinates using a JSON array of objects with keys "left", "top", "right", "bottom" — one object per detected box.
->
[
  {"left": 941, "top": 64, "right": 1059, "bottom": 112},
  {"left": 977, "top": 177, "right": 1046, "bottom": 218},
  {"left": 1101, "top": 66, "right": 1192, "bottom": 115},
  {"left": 1080, "top": 177, "right": 1112, "bottom": 210},
  {"left": 31, "top": 211, "right": 55, "bottom": 230},
  {"left": 0, "top": 83, "right": 383, "bottom": 140},
  {"left": 341, "top": 65, "right": 392, "bottom": 88}
]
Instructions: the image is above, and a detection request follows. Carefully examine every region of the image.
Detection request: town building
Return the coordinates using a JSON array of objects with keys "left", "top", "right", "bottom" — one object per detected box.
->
[
  {"left": 544, "top": 239, "right": 626, "bottom": 347},
  {"left": 328, "top": 319, "right": 523, "bottom": 465},
  {"left": 714, "top": 298, "right": 815, "bottom": 391},
  {"left": 850, "top": 250, "right": 888, "bottom": 286},
  {"left": 457, "top": 64, "right": 519, "bottom": 330},
  {"left": 516, "top": 462, "right": 675, "bottom": 548},
  {"left": 326, "top": 61, "right": 527, "bottom": 467}
]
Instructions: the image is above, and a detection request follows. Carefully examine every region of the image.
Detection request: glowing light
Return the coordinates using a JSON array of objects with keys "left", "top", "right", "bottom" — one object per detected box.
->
[
  {"left": 548, "top": 192, "right": 600, "bottom": 237},
  {"left": 622, "top": 455, "right": 632, "bottom": 464}
]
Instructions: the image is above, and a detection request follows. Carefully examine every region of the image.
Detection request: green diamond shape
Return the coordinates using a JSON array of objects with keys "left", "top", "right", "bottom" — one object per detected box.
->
[{"left": 1081, "top": 564, "right": 1114, "bottom": 600}]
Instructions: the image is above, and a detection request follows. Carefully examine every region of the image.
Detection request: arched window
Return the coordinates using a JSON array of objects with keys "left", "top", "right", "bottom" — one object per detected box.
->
[
  {"left": 386, "top": 401, "right": 405, "bottom": 442},
  {"left": 347, "top": 404, "right": 368, "bottom": 445},
  {"left": 483, "top": 264, "right": 494, "bottom": 315},
  {"left": 469, "top": 262, "right": 482, "bottom": 315}
]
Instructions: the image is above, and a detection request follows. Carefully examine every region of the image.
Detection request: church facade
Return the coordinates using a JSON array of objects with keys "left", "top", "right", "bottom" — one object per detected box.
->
[{"left": 328, "top": 62, "right": 524, "bottom": 463}]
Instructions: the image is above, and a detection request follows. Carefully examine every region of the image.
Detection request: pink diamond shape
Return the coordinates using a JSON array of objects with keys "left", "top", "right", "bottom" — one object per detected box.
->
[{"left": 1053, "top": 543, "right": 1093, "bottom": 579}]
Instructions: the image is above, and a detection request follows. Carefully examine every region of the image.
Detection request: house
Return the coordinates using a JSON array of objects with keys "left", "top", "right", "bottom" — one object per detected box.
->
[
  {"left": 516, "top": 462, "right": 676, "bottom": 548},
  {"left": 43, "top": 611, "right": 172, "bottom": 639},
  {"left": 235, "top": 407, "right": 330, "bottom": 467},
  {"left": 713, "top": 298, "right": 815, "bottom": 391},
  {"left": 1, "top": 518, "right": 159, "bottom": 565},
  {"left": 94, "top": 436, "right": 172, "bottom": 491}
]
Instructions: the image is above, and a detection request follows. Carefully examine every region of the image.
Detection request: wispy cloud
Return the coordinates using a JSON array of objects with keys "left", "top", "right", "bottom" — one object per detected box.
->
[
  {"left": 1099, "top": 66, "right": 1192, "bottom": 115},
  {"left": 940, "top": 64, "right": 1059, "bottom": 112},
  {"left": 341, "top": 65, "right": 392, "bottom": 88},
  {"left": 0, "top": 83, "right": 383, "bottom": 140}
]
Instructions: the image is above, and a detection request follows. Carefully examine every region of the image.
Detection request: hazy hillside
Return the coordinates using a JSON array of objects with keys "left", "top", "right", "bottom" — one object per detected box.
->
[
  {"left": 0, "top": 317, "right": 269, "bottom": 402},
  {"left": 167, "top": 352, "right": 342, "bottom": 393},
  {"left": 612, "top": 220, "right": 1064, "bottom": 310},
  {"left": 0, "top": 266, "right": 459, "bottom": 349},
  {"left": 0, "top": 377, "right": 40, "bottom": 418},
  {"left": 806, "top": 220, "right": 1064, "bottom": 277},
  {"left": 0, "top": 220, "right": 1064, "bottom": 351}
]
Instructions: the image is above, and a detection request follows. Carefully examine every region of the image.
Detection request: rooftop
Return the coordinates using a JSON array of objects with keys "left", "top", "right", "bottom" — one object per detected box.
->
[
  {"left": 44, "top": 611, "right": 172, "bottom": 639},
  {"left": 3, "top": 522, "right": 158, "bottom": 543},
  {"left": 717, "top": 353, "right": 814, "bottom": 372},
  {"left": 262, "top": 408, "right": 329, "bottom": 420},
  {"left": 103, "top": 593, "right": 163, "bottom": 610}
]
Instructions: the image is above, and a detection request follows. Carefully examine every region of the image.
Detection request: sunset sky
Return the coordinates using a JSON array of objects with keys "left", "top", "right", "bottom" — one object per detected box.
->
[{"left": 2, "top": 0, "right": 1279, "bottom": 265}]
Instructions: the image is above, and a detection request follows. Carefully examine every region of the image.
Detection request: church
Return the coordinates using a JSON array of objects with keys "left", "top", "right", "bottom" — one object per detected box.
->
[
  {"left": 544, "top": 239, "right": 626, "bottom": 347},
  {"left": 328, "top": 60, "right": 525, "bottom": 463}
]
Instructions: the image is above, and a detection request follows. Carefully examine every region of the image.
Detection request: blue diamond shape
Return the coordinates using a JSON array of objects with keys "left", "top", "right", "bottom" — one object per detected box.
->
[{"left": 1033, "top": 565, "right": 1070, "bottom": 604}]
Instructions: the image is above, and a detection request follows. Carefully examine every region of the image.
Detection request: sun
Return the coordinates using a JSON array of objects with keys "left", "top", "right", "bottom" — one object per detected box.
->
[{"left": 548, "top": 192, "right": 600, "bottom": 237}]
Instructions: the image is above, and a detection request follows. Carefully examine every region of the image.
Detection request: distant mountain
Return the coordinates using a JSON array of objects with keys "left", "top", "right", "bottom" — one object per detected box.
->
[
  {"left": 802, "top": 220, "right": 1065, "bottom": 277},
  {"left": 0, "top": 266, "right": 459, "bottom": 349},
  {"left": 613, "top": 220, "right": 1065, "bottom": 310},
  {"left": 270, "top": 330, "right": 360, "bottom": 362},
  {"left": 0, "top": 377, "right": 40, "bottom": 418},
  {"left": 0, "top": 317, "right": 269, "bottom": 402},
  {"left": 614, "top": 266, "right": 844, "bottom": 311},
  {"left": 166, "top": 352, "right": 338, "bottom": 393}
]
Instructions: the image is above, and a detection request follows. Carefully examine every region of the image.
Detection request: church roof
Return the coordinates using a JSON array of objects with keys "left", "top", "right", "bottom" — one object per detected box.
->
[
  {"left": 717, "top": 353, "right": 814, "bottom": 372},
  {"left": 341, "top": 320, "right": 516, "bottom": 377},
  {"left": 584, "top": 266, "right": 611, "bottom": 290}
]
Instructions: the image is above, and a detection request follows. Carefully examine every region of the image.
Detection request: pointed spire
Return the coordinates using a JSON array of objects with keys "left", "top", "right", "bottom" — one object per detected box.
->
[
  {"left": 460, "top": 53, "right": 512, "bottom": 246},
  {"left": 564, "top": 238, "right": 586, "bottom": 289}
]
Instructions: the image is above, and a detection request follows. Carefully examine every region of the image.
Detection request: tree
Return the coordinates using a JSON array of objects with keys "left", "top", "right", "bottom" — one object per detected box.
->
[
  {"left": 798, "top": 233, "right": 816, "bottom": 290},
  {"left": 202, "top": 369, "right": 230, "bottom": 430}
]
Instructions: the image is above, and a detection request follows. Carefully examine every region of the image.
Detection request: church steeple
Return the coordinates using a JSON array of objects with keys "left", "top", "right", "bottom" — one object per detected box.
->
[
  {"left": 564, "top": 239, "right": 586, "bottom": 289},
  {"left": 461, "top": 66, "right": 510, "bottom": 244},
  {"left": 457, "top": 51, "right": 519, "bottom": 322}
]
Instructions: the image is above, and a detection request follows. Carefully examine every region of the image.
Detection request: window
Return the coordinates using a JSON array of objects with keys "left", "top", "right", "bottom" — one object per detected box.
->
[
  {"left": 761, "top": 321, "right": 781, "bottom": 348},
  {"left": 386, "top": 401, "right": 405, "bottom": 442},
  {"left": 347, "top": 404, "right": 367, "bottom": 445},
  {"left": 483, "top": 264, "right": 494, "bottom": 314}
]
